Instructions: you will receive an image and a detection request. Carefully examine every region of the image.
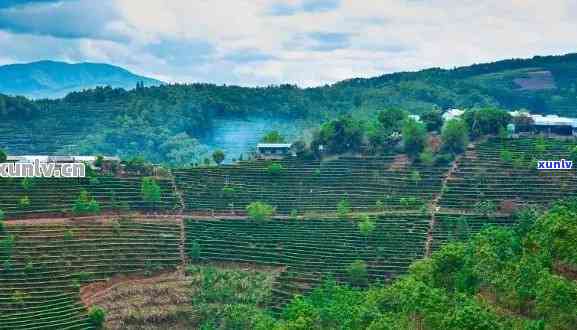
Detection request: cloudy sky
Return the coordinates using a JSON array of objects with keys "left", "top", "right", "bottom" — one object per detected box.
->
[{"left": 0, "top": 0, "right": 575, "bottom": 86}]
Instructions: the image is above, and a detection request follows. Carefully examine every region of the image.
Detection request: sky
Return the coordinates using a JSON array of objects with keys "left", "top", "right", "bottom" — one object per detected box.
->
[{"left": 0, "top": 0, "right": 575, "bottom": 87}]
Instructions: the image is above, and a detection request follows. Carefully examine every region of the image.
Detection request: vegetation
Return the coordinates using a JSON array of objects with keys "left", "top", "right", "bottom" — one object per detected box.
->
[
  {"left": 236, "top": 200, "right": 577, "bottom": 329},
  {"left": 72, "top": 190, "right": 100, "bottom": 216},
  {"left": 88, "top": 306, "right": 106, "bottom": 329},
  {"left": 261, "top": 131, "right": 286, "bottom": 143},
  {"left": 402, "top": 118, "right": 427, "bottom": 158},
  {"left": 246, "top": 202, "right": 275, "bottom": 222},
  {"left": 441, "top": 119, "right": 469, "bottom": 154},
  {"left": 3, "top": 54, "right": 577, "bottom": 163},
  {"left": 267, "top": 163, "right": 285, "bottom": 176},
  {"left": 141, "top": 177, "right": 162, "bottom": 204},
  {"left": 212, "top": 149, "right": 225, "bottom": 165}
]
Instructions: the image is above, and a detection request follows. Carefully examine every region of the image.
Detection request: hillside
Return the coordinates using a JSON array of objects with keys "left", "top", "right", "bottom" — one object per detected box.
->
[
  {"left": 0, "top": 137, "right": 575, "bottom": 329},
  {"left": 0, "top": 61, "right": 162, "bottom": 99},
  {"left": 2, "top": 53, "right": 577, "bottom": 163}
]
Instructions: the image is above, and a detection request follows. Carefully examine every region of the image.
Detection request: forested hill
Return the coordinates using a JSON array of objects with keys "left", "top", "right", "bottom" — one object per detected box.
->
[
  {"left": 0, "top": 61, "right": 162, "bottom": 99},
  {"left": 1, "top": 52, "right": 577, "bottom": 164}
]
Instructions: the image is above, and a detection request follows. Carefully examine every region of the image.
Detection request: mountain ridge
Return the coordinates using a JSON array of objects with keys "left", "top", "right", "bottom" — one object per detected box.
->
[{"left": 0, "top": 60, "right": 163, "bottom": 99}]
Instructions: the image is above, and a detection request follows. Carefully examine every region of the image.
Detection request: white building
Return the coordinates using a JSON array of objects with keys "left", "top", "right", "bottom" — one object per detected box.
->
[
  {"left": 256, "top": 143, "right": 294, "bottom": 159},
  {"left": 442, "top": 108, "right": 465, "bottom": 121}
]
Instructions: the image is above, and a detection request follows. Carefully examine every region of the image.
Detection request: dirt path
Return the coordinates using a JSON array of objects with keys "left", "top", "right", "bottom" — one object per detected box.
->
[{"left": 424, "top": 152, "right": 465, "bottom": 257}]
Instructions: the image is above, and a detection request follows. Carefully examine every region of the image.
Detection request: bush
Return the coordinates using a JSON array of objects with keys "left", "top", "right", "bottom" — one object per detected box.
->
[
  {"left": 222, "top": 186, "right": 235, "bottom": 198},
  {"left": 63, "top": 230, "right": 74, "bottom": 241},
  {"left": 337, "top": 198, "right": 351, "bottom": 219},
  {"left": 0, "top": 209, "right": 4, "bottom": 233},
  {"left": 190, "top": 240, "right": 201, "bottom": 262},
  {"left": 347, "top": 260, "right": 368, "bottom": 286},
  {"left": 419, "top": 150, "right": 434, "bottom": 166},
  {"left": 267, "top": 163, "right": 284, "bottom": 176},
  {"left": 358, "top": 215, "right": 376, "bottom": 236},
  {"left": 141, "top": 177, "right": 161, "bottom": 204},
  {"left": 88, "top": 306, "right": 106, "bottom": 329},
  {"left": 246, "top": 202, "right": 275, "bottom": 223},
  {"left": 434, "top": 153, "right": 455, "bottom": 166},
  {"left": 18, "top": 195, "right": 30, "bottom": 209},
  {"left": 72, "top": 190, "right": 100, "bottom": 216}
]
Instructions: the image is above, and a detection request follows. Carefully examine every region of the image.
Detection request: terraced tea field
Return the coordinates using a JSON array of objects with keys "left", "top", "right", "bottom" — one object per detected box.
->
[
  {"left": 0, "top": 218, "right": 180, "bottom": 329},
  {"left": 1, "top": 137, "right": 576, "bottom": 328},
  {"left": 0, "top": 176, "right": 178, "bottom": 218},
  {"left": 174, "top": 156, "right": 449, "bottom": 214}
]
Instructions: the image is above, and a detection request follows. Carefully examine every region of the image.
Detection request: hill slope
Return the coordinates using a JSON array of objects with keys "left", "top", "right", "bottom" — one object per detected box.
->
[
  {"left": 2, "top": 53, "right": 577, "bottom": 163},
  {"left": 0, "top": 60, "right": 162, "bottom": 99}
]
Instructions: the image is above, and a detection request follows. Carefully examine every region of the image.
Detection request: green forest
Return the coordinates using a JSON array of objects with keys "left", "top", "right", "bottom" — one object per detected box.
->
[{"left": 2, "top": 53, "right": 577, "bottom": 164}]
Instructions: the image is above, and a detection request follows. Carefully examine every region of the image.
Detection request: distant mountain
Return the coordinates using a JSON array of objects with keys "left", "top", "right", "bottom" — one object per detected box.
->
[{"left": 0, "top": 60, "right": 163, "bottom": 99}]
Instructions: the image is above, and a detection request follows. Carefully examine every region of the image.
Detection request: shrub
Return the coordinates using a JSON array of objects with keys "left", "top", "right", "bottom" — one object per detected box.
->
[
  {"left": 500, "top": 150, "right": 513, "bottom": 164},
  {"left": 222, "top": 186, "right": 235, "bottom": 198},
  {"left": 72, "top": 190, "right": 100, "bottom": 216},
  {"left": 141, "top": 177, "right": 162, "bottom": 204},
  {"left": 190, "top": 240, "right": 201, "bottom": 262},
  {"left": 63, "top": 230, "right": 74, "bottom": 241},
  {"left": 21, "top": 177, "right": 33, "bottom": 191},
  {"left": 347, "top": 260, "right": 368, "bottom": 286},
  {"left": 358, "top": 215, "right": 376, "bottom": 237},
  {"left": 337, "top": 198, "right": 351, "bottom": 219},
  {"left": 88, "top": 306, "right": 106, "bottom": 329},
  {"left": 267, "top": 163, "right": 284, "bottom": 176},
  {"left": 434, "top": 153, "right": 455, "bottom": 166},
  {"left": 400, "top": 197, "right": 424, "bottom": 208},
  {"left": 246, "top": 202, "right": 275, "bottom": 223},
  {"left": 0, "top": 209, "right": 4, "bottom": 233},
  {"left": 419, "top": 150, "right": 434, "bottom": 166},
  {"left": 18, "top": 195, "right": 30, "bottom": 209},
  {"left": 409, "top": 170, "right": 422, "bottom": 186}
]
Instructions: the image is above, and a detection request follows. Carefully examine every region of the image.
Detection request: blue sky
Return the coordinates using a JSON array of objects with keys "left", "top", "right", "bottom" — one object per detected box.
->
[{"left": 0, "top": 0, "right": 575, "bottom": 86}]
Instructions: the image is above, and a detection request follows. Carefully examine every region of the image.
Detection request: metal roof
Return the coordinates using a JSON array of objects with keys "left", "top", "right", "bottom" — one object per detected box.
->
[{"left": 256, "top": 143, "right": 292, "bottom": 148}]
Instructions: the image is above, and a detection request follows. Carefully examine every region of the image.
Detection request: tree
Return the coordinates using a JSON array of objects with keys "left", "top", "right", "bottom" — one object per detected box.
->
[
  {"left": 441, "top": 119, "right": 469, "bottom": 154},
  {"left": 261, "top": 130, "right": 285, "bottom": 143},
  {"left": 0, "top": 149, "right": 6, "bottom": 163},
  {"left": 402, "top": 118, "right": 427, "bottom": 158},
  {"left": 421, "top": 109, "right": 444, "bottom": 132},
  {"left": 246, "top": 202, "right": 275, "bottom": 223},
  {"left": 463, "top": 108, "right": 512, "bottom": 137},
  {"left": 347, "top": 260, "right": 368, "bottom": 286},
  {"left": 212, "top": 149, "right": 225, "bottom": 165},
  {"left": 141, "top": 177, "right": 161, "bottom": 205},
  {"left": 0, "top": 209, "right": 4, "bottom": 234},
  {"left": 88, "top": 306, "right": 106, "bottom": 329},
  {"left": 378, "top": 108, "right": 408, "bottom": 132},
  {"left": 311, "top": 116, "right": 364, "bottom": 155}
]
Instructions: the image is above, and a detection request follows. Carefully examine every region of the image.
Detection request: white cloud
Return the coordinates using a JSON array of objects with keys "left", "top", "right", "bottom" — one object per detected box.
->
[{"left": 0, "top": 0, "right": 575, "bottom": 87}]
